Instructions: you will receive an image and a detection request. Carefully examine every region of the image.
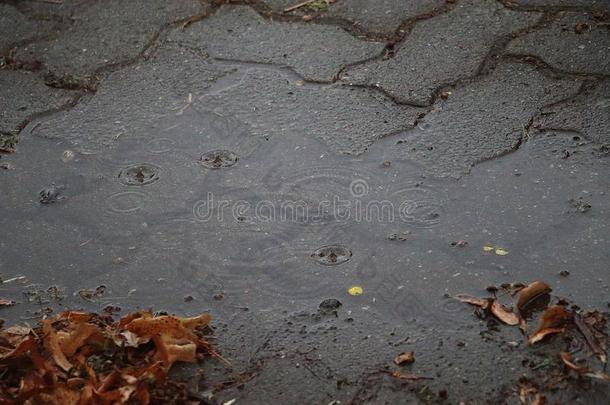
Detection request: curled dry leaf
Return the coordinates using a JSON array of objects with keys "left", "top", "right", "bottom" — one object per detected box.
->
[
  {"left": 528, "top": 305, "right": 572, "bottom": 344},
  {"left": 453, "top": 295, "right": 519, "bottom": 325},
  {"left": 491, "top": 301, "right": 519, "bottom": 326},
  {"left": 394, "top": 351, "right": 415, "bottom": 366},
  {"left": 560, "top": 352, "right": 610, "bottom": 382},
  {"left": 452, "top": 294, "right": 490, "bottom": 309},
  {"left": 0, "top": 298, "right": 16, "bottom": 308},
  {"left": 517, "top": 281, "right": 551, "bottom": 313}
]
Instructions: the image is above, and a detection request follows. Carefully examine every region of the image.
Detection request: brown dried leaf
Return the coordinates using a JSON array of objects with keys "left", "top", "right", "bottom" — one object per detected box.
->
[
  {"left": 528, "top": 305, "right": 572, "bottom": 344},
  {"left": 574, "top": 314, "right": 607, "bottom": 364},
  {"left": 0, "top": 298, "right": 16, "bottom": 308},
  {"left": 517, "top": 281, "right": 551, "bottom": 313},
  {"left": 452, "top": 294, "right": 490, "bottom": 309},
  {"left": 56, "top": 322, "right": 100, "bottom": 357},
  {"left": 394, "top": 351, "right": 415, "bottom": 366},
  {"left": 390, "top": 371, "right": 432, "bottom": 381},
  {"left": 560, "top": 352, "right": 610, "bottom": 382},
  {"left": 490, "top": 301, "right": 519, "bottom": 325},
  {"left": 42, "top": 319, "right": 73, "bottom": 372}
]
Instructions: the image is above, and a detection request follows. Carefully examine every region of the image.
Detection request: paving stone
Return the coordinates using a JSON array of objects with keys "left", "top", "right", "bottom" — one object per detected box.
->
[
  {"left": 196, "top": 67, "right": 425, "bottom": 154},
  {"left": 0, "top": 3, "right": 53, "bottom": 54},
  {"left": 172, "top": 5, "right": 384, "bottom": 82},
  {"left": 15, "top": 0, "right": 86, "bottom": 17},
  {"left": 13, "top": 0, "right": 204, "bottom": 79},
  {"left": 534, "top": 80, "right": 610, "bottom": 146},
  {"left": 508, "top": 0, "right": 610, "bottom": 11},
  {"left": 263, "top": 0, "right": 446, "bottom": 36},
  {"left": 28, "top": 44, "right": 237, "bottom": 150},
  {"left": 393, "top": 62, "right": 581, "bottom": 177},
  {"left": 0, "top": 70, "right": 76, "bottom": 135},
  {"left": 506, "top": 12, "right": 610, "bottom": 75},
  {"left": 342, "top": 0, "right": 540, "bottom": 105}
]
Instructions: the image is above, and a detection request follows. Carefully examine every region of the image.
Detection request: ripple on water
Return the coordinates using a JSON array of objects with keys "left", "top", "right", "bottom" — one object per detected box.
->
[{"left": 118, "top": 163, "right": 160, "bottom": 186}]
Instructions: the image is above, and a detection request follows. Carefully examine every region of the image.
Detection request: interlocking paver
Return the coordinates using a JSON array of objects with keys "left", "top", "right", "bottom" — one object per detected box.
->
[
  {"left": 13, "top": 0, "right": 205, "bottom": 79},
  {"left": 393, "top": 62, "right": 581, "bottom": 176},
  {"left": 0, "top": 70, "right": 76, "bottom": 135},
  {"left": 0, "top": 4, "right": 52, "bottom": 54},
  {"left": 171, "top": 5, "right": 384, "bottom": 82},
  {"left": 28, "top": 44, "right": 236, "bottom": 150},
  {"left": 535, "top": 79, "right": 610, "bottom": 145},
  {"left": 342, "top": 0, "right": 540, "bottom": 105},
  {"left": 508, "top": 0, "right": 610, "bottom": 11},
  {"left": 506, "top": 12, "right": 610, "bottom": 75},
  {"left": 263, "top": 0, "right": 445, "bottom": 36},
  {"left": 197, "top": 68, "right": 425, "bottom": 154}
]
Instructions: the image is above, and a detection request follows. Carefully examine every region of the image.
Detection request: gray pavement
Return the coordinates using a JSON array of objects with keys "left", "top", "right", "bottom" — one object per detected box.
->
[{"left": 0, "top": 0, "right": 609, "bottom": 403}]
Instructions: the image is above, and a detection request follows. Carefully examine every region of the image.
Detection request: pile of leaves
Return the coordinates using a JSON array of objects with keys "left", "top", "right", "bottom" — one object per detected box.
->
[
  {"left": 0, "top": 310, "right": 218, "bottom": 404},
  {"left": 452, "top": 281, "right": 610, "bottom": 403}
]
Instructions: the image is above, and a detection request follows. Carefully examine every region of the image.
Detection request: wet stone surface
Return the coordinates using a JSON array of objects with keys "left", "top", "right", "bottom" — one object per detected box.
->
[
  {"left": 171, "top": 5, "right": 384, "bottom": 82},
  {"left": 1, "top": 0, "right": 610, "bottom": 403},
  {"left": 0, "top": 70, "right": 76, "bottom": 135},
  {"left": 0, "top": 3, "right": 53, "bottom": 54},
  {"left": 13, "top": 0, "right": 205, "bottom": 79},
  {"left": 506, "top": 12, "right": 610, "bottom": 75},
  {"left": 342, "top": 0, "right": 540, "bottom": 105},
  {"left": 263, "top": 0, "right": 446, "bottom": 36}
]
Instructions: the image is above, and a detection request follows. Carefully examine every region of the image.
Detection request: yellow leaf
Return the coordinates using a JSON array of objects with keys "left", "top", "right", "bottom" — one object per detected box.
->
[
  {"left": 348, "top": 286, "right": 363, "bottom": 296},
  {"left": 495, "top": 248, "right": 509, "bottom": 256},
  {"left": 483, "top": 245, "right": 494, "bottom": 252}
]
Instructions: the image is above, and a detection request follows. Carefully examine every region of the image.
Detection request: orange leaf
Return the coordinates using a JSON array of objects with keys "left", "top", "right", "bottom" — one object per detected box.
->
[
  {"left": 490, "top": 301, "right": 519, "bottom": 326},
  {"left": 42, "top": 320, "right": 73, "bottom": 372},
  {"left": 528, "top": 306, "right": 572, "bottom": 344}
]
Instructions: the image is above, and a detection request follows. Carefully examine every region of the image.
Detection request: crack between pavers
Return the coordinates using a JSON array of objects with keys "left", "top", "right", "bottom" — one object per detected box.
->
[
  {"left": 496, "top": 0, "right": 610, "bottom": 14},
  {"left": 502, "top": 54, "right": 610, "bottom": 80}
]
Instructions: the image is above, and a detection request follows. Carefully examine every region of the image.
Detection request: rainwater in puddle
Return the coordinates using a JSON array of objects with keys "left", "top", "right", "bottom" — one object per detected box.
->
[{"left": 0, "top": 65, "right": 608, "bottom": 334}]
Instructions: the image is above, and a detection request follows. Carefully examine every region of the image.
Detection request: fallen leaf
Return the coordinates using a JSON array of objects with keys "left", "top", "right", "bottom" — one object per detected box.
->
[
  {"left": 348, "top": 286, "right": 363, "bottom": 296},
  {"left": 394, "top": 351, "right": 415, "bottom": 365},
  {"left": 574, "top": 314, "right": 607, "bottom": 364},
  {"left": 42, "top": 319, "right": 73, "bottom": 371},
  {"left": 390, "top": 371, "right": 432, "bottom": 381},
  {"left": 0, "top": 298, "right": 16, "bottom": 308},
  {"left": 491, "top": 301, "right": 519, "bottom": 325},
  {"left": 560, "top": 352, "right": 610, "bottom": 382},
  {"left": 483, "top": 245, "right": 494, "bottom": 252},
  {"left": 528, "top": 305, "right": 572, "bottom": 344},
  {"left": 517, "top": 281, "right": 551, "bottom": 313},
  {"left": 495, "top": 248, "right": 509, "bottom": 256},
  {"left": 452, "top": 294, "right": 490, "bottom": 309}
]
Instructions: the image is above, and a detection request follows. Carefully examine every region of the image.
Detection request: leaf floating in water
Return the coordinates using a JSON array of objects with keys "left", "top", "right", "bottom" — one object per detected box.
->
[
  {"left": 348, "top": 286, "right": 363, "bottom": 296},
  {"left": 483, "top": 245, "right": 494, "bottom": 252},
  {"left": 495, "top": 248, "right": 509, "bottom": 256}
]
